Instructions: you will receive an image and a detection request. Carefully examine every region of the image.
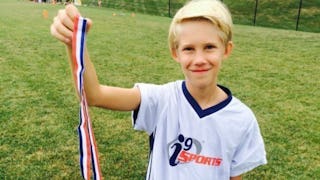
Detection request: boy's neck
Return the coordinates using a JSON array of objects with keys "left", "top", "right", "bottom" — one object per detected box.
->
[{"left": 186, "top": 82, "right": 228, "bottom": 110}]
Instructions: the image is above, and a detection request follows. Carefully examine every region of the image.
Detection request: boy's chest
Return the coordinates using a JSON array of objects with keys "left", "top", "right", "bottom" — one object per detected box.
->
[
  {"left": 157, "top": 104, "right": 245, "bottom": 165},
  {"left": 152, "top": 109, "right": 238, "bottom": 179}
]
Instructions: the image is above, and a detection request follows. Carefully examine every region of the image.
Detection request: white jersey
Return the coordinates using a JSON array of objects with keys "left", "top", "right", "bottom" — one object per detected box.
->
[{"left": 132, "top": 80, "right": 267, "bottom": 180}]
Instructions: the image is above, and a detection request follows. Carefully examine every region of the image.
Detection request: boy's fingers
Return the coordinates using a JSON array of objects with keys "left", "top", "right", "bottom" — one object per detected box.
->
[
  {"left": 53, "top": 15, "right": 72, "bottom": 38},
  {"left": 51, "top": 15, "right": 73, "bottom": 44},
  {"left": 85, "top": 18, "right": 93, "bottom": 33},
  {"left": 65, "top": 4, "right": 92, "bottom": 33},
  {"left": 55, "top": 21, "right": 73, "bottom": 41},
  {"left": 65, "top": 4, "right": 80, "bottom": 21},
  {"left": 50, "top": 23, "right": 71, "bottom": 45},
  {"left": 57, "top": 9, "right": 74, "bottom": 31},
  {"left": 50, "top": 4, "right": 92, "bottom": 45}
]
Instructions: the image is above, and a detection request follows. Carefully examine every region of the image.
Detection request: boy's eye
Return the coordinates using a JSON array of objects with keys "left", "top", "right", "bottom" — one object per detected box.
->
[
  {"left": 183, "top": 47, "right": 194, "bottom": 51},
  {"left": 205, "top": 44, "right": 216, "bottom": 50}
]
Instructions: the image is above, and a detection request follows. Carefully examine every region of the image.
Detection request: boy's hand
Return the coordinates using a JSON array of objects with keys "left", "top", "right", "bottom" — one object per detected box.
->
[{"left": 50, "top": 4, "right": 92, "bottom": 46}]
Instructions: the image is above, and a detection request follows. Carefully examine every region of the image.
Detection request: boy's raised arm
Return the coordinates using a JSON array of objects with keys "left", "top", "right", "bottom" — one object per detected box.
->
[{"left": 50, "top": 4, "right": 141, "bottom": 111}]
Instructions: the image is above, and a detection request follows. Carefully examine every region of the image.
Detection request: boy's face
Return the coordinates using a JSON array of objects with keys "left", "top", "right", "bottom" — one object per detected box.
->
[{"left": 171, "top": 20, "right": 233, "bottom": 89}]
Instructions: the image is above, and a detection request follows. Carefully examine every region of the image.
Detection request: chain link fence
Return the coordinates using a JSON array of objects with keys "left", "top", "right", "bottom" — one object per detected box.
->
[{"left": 81, "top": 0, "right": 320, "bottom": 33}]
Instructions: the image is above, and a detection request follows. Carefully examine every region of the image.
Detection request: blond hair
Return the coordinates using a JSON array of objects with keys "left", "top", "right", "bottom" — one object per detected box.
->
[{"left": 168, "top": 0, "right": 233, "bottom": 53}]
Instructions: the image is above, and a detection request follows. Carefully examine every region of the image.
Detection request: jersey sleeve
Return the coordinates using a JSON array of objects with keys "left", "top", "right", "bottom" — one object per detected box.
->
[
  {"left": 131, "top": 83, "right": 163, "bottom": 135},
  {"left": 230, "top": 113, "right": 267, "bottom": 177}
]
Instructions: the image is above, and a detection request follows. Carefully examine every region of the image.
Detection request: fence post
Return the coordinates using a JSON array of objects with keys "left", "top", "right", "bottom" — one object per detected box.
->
[
  {"left": 296, "top": 0, "right": 303, "bottom": 31},
  {"left": 253, "top": 0, "right": 258, "bottom": 26}
]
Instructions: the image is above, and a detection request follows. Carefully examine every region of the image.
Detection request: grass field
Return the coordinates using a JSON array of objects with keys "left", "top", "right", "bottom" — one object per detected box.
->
[
  {"left": 1, "top": 0, "right": 320, "bottom": 179},
  {"left": 81, "top": 0, "right": 320, "bottom": 33}
]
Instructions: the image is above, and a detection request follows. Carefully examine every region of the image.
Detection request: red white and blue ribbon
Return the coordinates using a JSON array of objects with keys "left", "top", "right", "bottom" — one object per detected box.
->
[{"left": 72, "top": 16, "right": 103, "bottom": 180}]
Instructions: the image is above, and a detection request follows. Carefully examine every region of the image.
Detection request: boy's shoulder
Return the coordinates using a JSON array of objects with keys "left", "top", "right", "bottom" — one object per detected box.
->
[
  {"left": 216, "top": 86, "right": 257, "bottom": 126},
  {"left": 229, "top": 95, "right": 254, "bottom": 113},
  {"left": 227, "top": 96, "right": 256, "bottom": 121},
  {"left": 135, "top": 80, "right": 183, "bottom": 94},
  {"left": 135, "top": 80, "right": 183, "bottom": 88},
  {"left": 217, "top": 85, "right": 255, "bottom": 116}
]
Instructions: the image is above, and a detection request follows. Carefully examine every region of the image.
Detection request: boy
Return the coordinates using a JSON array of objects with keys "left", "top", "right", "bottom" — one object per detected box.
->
[{"left": 50, "top": 0, "right": 267, "bottom": 179}]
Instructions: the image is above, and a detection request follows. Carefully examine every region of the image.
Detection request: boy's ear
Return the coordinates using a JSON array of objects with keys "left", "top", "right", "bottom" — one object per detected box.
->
[
  {"left": 171, "top": 48, "right": 179, "bottom": 62},
  {"left": 223, "top": 41, "right": 233, "bottom": 60}
]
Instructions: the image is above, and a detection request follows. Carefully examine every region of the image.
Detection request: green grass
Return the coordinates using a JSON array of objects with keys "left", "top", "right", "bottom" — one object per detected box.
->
[
  {"left": 1, "top": 0, "right": 320, "bottom": 179},
  {"left": 81, "top": 0, "right": 320, "bottom": 33}
]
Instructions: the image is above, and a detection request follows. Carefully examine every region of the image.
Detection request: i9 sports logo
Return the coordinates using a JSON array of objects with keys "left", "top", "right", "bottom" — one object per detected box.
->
[{"left": 167, "top": 134, "right": 222, "bottom": 167}]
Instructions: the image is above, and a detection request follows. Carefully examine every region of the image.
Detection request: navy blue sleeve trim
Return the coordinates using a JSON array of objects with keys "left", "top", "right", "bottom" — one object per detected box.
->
[{"left": 132, "top": 104, "right": 140, "bottom": 125}]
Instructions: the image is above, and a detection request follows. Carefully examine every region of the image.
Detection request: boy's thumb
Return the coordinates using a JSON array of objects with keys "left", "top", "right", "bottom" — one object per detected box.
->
[{"left": 85, "top": 18, "right": 93, "bottom": 33}]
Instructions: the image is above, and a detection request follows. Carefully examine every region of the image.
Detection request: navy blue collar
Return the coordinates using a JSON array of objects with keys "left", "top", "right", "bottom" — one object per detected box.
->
[{"left": 182, "top": 81, "right": 232, "bottom": 118}]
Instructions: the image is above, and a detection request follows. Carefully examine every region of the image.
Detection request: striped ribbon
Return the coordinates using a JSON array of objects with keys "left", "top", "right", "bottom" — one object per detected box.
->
[{"left": 72, "top": 16, "right": 103, "bottom": 180}]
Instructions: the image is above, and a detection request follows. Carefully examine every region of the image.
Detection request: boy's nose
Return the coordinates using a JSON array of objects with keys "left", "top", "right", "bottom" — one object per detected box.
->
[{"left": 194, "top": 51, "right": 206, "bottom": 65}]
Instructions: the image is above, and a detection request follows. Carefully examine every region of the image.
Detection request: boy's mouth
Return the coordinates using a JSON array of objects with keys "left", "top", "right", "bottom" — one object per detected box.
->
[{"left": 192, "top": 69, "right": 209, "bottom": 73}]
